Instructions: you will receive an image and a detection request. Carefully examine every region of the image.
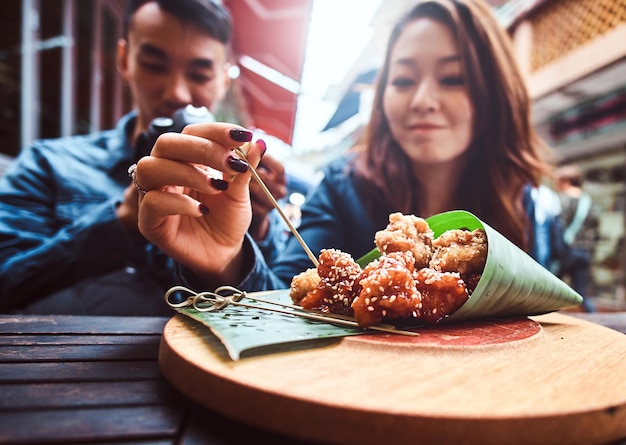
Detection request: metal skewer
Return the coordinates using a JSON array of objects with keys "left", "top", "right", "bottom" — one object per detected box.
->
[
  {"left": 235, "top": 146, "right": 319, "bottom": 268},
  {"left": 166, "top": 285, "right": 420, "bottom": 337}
]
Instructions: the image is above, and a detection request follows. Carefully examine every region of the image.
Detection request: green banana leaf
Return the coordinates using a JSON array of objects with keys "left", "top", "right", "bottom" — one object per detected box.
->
[{"left": 174, "top": 289, "right": 367, "bottom": 360}]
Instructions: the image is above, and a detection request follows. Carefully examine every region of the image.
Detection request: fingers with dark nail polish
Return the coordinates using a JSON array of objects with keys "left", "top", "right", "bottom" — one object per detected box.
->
[
  {"left": 210, "top": 178, "right": 229, "bottom": 191},
  {"left": 229, "top": 129, "right": 253, "bottom": 142},
  {"left": 257, "top": 139, "right": 267, "bottom": 157},
  {"left": 227, "top": 155, "right": 249, "bottom": 173},
  {"left": 199, "top": 204, "right": 210, "bottom": 215}
]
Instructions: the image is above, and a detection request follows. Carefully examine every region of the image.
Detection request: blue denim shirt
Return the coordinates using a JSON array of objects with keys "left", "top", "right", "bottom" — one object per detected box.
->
[{"left": 0, "top": 112, "right": 177, "bottom": 310}]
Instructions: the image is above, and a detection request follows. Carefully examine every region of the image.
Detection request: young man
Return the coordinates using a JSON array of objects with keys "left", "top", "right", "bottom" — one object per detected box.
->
[{"left": 0, "top": 0, "right": 283, "bottom": 315}]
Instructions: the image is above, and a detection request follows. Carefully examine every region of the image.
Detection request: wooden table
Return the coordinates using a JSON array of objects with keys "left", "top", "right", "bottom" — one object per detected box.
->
[
  {"left": 0, "top": 311, "right": 624, "bottom": 444},
  {"left": 0, "top": 315, "right": 316, "bottom": 444}
]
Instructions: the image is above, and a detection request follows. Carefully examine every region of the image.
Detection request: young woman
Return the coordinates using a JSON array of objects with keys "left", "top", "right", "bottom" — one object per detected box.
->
[{"left": 133, "top": 0, "right": 556, "bottom": 292}]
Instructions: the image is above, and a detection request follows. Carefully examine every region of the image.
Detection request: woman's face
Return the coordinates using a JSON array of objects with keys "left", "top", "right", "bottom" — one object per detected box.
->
[{"left": 383, "top": 18, "right": 473, "bottom": 165}]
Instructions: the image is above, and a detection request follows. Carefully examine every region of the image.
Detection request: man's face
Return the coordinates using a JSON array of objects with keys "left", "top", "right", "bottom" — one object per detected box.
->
[{"left": 118, "top": 2, "right": 230, "bottom": 138}]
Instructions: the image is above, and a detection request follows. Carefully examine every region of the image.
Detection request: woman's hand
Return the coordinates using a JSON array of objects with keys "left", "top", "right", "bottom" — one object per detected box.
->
[{"left": 134, "top": 123, "right": 265, "bottom": 284}]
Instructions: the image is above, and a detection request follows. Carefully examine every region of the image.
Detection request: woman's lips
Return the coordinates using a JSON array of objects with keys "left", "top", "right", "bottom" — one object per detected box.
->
[{"left": 408, "top": 123, "right": 445, "bottom": 130}]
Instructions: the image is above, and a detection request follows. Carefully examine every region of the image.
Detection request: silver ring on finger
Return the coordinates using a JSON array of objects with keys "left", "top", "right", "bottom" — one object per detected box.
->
[{"left": 128, "top": 163, "right": 148, "bottom": 195}]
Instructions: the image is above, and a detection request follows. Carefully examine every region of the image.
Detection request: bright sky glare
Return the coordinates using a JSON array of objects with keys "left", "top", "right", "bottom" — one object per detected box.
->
[{"left": 292, "top": 0, "right": 384, "bottom": 151}]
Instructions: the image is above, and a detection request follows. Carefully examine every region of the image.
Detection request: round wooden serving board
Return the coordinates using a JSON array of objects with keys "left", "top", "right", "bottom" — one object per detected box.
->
[{"left": 159, "top": 312, "right": 626, "bottom": 445}]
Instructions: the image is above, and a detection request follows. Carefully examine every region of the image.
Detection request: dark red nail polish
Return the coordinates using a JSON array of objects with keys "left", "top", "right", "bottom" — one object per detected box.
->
[
  {"left": 227, "top": 155, "right": 249, "bottom": 173},
  {"left": 229, "top": 129, "right": 253, "bottom": 142},
  {"left": 210, "top": 178, "right": 229, "bottom": 191},
  {"left": 257, "top": 139, "right": 267, "bottom": 157},
  {"left": 199, "top": 204, "right": 209, "bottom": 215}
]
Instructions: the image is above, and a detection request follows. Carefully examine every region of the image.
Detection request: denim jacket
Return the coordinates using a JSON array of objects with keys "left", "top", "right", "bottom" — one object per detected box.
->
[{"left": 0, "top": 112, "right": 178, "bottom": 310}]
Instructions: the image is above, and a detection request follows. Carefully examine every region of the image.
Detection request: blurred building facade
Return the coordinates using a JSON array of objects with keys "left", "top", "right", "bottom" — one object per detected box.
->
[
  {"left": 503, "top": 0, "right": 625, "bottom": 306},
  {"left": 0, "top": 0, "right": 129, "bottom": 161}
]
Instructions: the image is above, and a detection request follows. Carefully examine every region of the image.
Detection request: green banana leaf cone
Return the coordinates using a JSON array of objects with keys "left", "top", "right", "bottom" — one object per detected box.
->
[{"left": 425, "top": 210, "right": 583, "bottom": 321}]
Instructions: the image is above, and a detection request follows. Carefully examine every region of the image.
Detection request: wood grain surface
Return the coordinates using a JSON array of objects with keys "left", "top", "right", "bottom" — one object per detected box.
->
[
  {"left": 0, "top": 315, "right": 321, "bottom": 445},
  {"left": 0, "top": 315, "right": 186, "bottom": 444},
  {"left": 159, "top": 312, "right": 626, "bottom": 445}
]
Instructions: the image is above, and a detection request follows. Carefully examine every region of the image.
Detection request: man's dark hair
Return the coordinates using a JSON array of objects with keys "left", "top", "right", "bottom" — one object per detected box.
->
[{"left": 123, "top": 0, "right": 232, "bottom": 43}]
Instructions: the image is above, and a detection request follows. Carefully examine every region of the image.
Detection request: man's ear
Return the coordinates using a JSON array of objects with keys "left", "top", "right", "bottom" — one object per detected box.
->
[
  {"left": 220, "top": 62, "right": 233, "bottom": 99},
  {"left": 211, "top": 62, "right": 231, "bottom": 106},
  {"left": 117, "top": 38, "right": 130, "bottom": 80}
]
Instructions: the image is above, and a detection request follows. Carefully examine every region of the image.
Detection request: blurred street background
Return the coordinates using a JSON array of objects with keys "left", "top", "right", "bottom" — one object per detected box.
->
[{"left": 1, "top": 0, "right": 624, "bottom": 310}]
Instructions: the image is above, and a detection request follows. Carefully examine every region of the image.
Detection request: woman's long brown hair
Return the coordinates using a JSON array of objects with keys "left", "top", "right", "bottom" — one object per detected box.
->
[{"left": 352, "top": 0, "right": 553, "bottom": 251}]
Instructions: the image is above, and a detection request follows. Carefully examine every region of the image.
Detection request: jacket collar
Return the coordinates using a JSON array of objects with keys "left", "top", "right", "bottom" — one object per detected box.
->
[{"left": 107, "top": 111, "right": 138, "bottom": 171}]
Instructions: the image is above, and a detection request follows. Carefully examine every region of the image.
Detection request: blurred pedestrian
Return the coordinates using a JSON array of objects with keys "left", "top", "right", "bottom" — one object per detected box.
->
[{"left": 554, "top": 164, "right": 600, "bottom": 312}]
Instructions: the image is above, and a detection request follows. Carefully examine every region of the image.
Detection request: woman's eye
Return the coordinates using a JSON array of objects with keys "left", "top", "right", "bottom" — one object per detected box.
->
[
  {"left": 390, "top": 77, "right": 415, "bottom": 88},
  {"left": 441, "top": 76, "right": 465, "bottom": 86}
]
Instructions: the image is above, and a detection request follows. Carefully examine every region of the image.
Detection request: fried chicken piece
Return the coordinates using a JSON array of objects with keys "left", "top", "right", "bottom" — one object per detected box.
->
[
  {"left": 415, "top": 268, "right": 469, "bottom": 324},
  {"left": 374, "top": 212, "right": 434, "bottom": 269},
  {"left": 298, "top": 249, "right": 362, "bottom": 316},
  {"left": 463, "top": 272, "right": 482, "bottom": 294},
  {"left": 290, "top": 268, "right": 320, "bottom": 305},
  {"left": 289, "top": 216, "right": 484, "bottom": 329},
  {"left": 352, "top": 251, "right": 422, "bottom": 328},
  {"left": 430, "top": 229, "right": 488, "bottom": 276}
]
